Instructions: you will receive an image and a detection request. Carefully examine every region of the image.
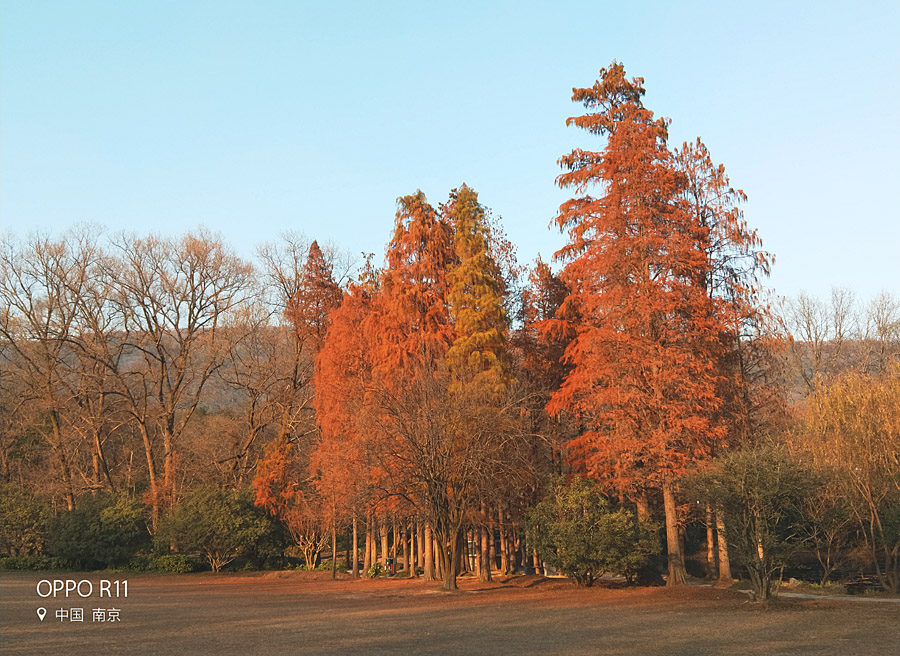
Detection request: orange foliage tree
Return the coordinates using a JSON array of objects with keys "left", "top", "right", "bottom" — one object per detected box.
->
[
  {"left": 548, "top": 62, "right": 732, "bottom": 585},
  {"left": 252, "top": 437, "right": 327, "bottom": 568},
  {"left": 253, "top": 239, "right": 343, "bottom": 568},
  {"left": 313, "top": 188, "right": 532, "bottom": 590}
]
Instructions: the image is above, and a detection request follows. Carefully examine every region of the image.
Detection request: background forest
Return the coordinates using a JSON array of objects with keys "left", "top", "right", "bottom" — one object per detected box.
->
[{"left": 1, "top": 64, "right": 898, "bottom": 601}]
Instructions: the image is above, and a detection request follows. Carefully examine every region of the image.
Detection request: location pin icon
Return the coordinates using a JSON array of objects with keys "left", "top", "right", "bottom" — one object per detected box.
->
[{"left": 37, "top": 608, "right": 46, "bottom": 621}]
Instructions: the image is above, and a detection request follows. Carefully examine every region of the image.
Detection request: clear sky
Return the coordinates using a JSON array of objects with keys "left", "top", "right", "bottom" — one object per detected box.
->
[{"left": 2, "top": 1, "right": 898, "bottom": 301}]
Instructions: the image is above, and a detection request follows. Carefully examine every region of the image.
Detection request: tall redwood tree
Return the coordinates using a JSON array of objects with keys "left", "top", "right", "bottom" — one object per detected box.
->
[{"left": 548, "top": 62, "right": 728, "bottom": 585}]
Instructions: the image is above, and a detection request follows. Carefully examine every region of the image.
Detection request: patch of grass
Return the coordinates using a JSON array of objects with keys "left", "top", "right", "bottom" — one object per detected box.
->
[{"left": 786, "top": 580, "right": 847, "bottom": 595}]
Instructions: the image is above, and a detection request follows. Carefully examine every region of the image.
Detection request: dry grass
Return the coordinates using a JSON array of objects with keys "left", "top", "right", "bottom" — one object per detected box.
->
[{"left": 2, "top": 571, "right": 897, "bottom": 655}]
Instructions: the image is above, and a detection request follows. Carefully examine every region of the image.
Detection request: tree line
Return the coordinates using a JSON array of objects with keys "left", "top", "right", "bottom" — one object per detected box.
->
[{"left": 2, "top": 62, "right": 898, "bottom": 599}]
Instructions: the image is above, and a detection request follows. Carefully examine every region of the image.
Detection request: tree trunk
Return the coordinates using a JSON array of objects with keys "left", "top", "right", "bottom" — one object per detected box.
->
[
  {"left": 489, "top": 523, "right": 497, "bottom": 572},
  {"left": 351, "top": 515, "right": 359, "bottom": 578},
  {"left": 635, "top": 490, "right": 650, "bottom": 523},
  {"left": 705, "top": 503, "right": 717, "bottom": 579},
  {"left": 417, "top": 519, "right": 425, "bottom": 569},
  {"left": 363, "top": 511, "right": 372, "bottom": 578},
  {"left": 163, "top": 428, "right": 176, "bottom": 507},
  {"left": 434, "top": 536, "right": 442, "bottom": 581},
  {"left": 380, "top": 520, "right": 389, "bottom": 568},
  {"left": 407, "top": 519, "right": 417, "bottom": 578},
  {"left": 138, "top": 422, "right": 160, "bottom": 530},
  {"left": 715, "top": 507, "right": 733, "bottom": 587},
  {"left": 439, "top": 528, "right": 461, "bottom": 591},
  {"left": 397, "top": 520, "right": 405, "bottom": 574},
  {"left": 499, "top": 506, "right": 509, "bottom": 575},
  {"left": 330, "top": 519, "right": 337, "bottom": 580},
  {"left": 424, "top": 522, "right": 435, "bottom": 581},
  {"left": 392, "top": 516, "right": 399, "bottom": 563},
  {"left": 479, "top": 523, "right": 492, "bottom": 582},
  {"left": 662, "top": 479, "right": 687, "bottom": 586}
]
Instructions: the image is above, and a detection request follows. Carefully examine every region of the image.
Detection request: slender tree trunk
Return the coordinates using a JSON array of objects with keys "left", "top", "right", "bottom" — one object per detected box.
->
[
  {"left": 417, "top": 519, "right": 425, "bottom": 569},
  {"left": 91, "top": 452, "right": 100, "bottom": 494},
  {"left": 47, "top": 410, "right": 75, "bottom": 511},
  {"left": 380, "top": 520, "right": 389, "bottom": 568},
  {"left": 138, "top": 422, "right": 160, "bottom": 530},
  {"left": 93, "top": 429, "right": 115, "bottom": 492},
  {"left": 424, "top": 522, "right": 436, "bottom": 581},
  {"left": 397, "top": 520, "right": 405, "bottom": 574},
  {"left": 432, "top": 538, "right": 443, "bottom": 581},
  {"left": 705, "top": 503, "right": 717, "bottom": 579},
  {"left": 715, "top": 507, "right": 733, "bottom": 587},
  {"left": 662, "top": 479, "right": 687, "bottom": 586},
  {"left": 499, "top": 506, "right": 509, "bottom": 575},
  {"left": 163, "top": 428, "right": 177, "bottom": 507},
  {"left": 370, "top": 520, "right": 378, "bottom": 570},
  {"left": 459, "top": 531, "right": 468, "bottom": 575},
  {"left": 519, "top": 531, "right": 529, "bottom": 574},
  {"left": 351, "top": 515, "right": 359, "bottom": 578},
  {"left": 330, "top": 519, "right": 337, "bottom": 580},
  {"left": 407, "top": 519, "right": 417, "bottom": 578},
  {"left": 489, "top": 523, "right": 497, "bottom": 572},
  {"left": 479, "top": 523, "right": 492, "bottom": 582},
  {"left": 364, "top": 511, "right": 372, "bottom": 578}
]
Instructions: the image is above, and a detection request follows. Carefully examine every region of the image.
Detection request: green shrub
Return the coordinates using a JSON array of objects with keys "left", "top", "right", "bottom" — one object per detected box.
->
[
  {"left": 122, "top": 553, "right": 203, "bottom": 573},
  {"left": 0, "top": 555, "right": 66, "bottom": 571},
  {"left": 150, "top": 554, "right": 200, "bottom": 573},
  {"left": 306, "top": 559, "right": 348, "bottom": 573},
  {"left": 0, "top": 485, "right": 51, "bottom": 557},
  {"left": 692, "top": 441, "right": 816, "bottom": 601},
  {"left": 527, "top": 476, "right": 659, "bottom": 586},
  {"left": 158, "top": 486, "right": 275, "bottom": 572},
  {"left": 46, "top": 495, "right": 151, "bottom": 569},
  {"left": 367, "top": 562, "right": 383, "bottom": 578}
]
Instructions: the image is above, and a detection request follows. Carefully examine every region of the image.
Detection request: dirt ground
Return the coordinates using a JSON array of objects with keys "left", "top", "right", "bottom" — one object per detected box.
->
[{"left": 1, "top": 571, "right": 897, "bottom": 656}]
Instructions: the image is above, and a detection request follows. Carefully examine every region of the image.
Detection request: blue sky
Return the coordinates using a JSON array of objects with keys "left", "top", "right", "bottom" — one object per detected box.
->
[{"left": 2, "top": 1, "right": 898, "bottom": 301}]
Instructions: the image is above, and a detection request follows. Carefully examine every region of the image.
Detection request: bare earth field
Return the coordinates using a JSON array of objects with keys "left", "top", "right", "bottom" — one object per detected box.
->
[{"left": 1, "top": 571, "right": 898, "bottom": 656}]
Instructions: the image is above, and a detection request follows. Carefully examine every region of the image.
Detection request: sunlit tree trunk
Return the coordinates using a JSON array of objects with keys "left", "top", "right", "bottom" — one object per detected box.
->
[
  {"left": 479, "top": 507, "right": 492, "bottom": 582},
  {"left": 434, "top": 537, "right": 442, "bottom": 581},
  {"left": 499, "top": 506, "right": 509, "bottom": 574},
  {"left": 424, "top": 522, "right": 436, "bottom": 581},
  {"left": 705, "top": 503, "right": 717, "bottom": 579},
  {"left": 417, "top": 519, "right": 425, "bottom": 569},
  {"left": 489, "top": 523, "right": 497, "bottom": 572},
  {"left": 407, "top": 519, "right": 417, "bottom": 577},
  {"left": 363, "top": 510, "right": 373, "bottom": 578},
  {"left": 716, "top": 508, "right": 733, "bottom": 587},
  {"left": 380, "top": 519, "right": 389, "bottom": 568},
  {"left": 330, "top": 518, "right": 338, "bottom": 580},
  {"left": 663, "top": 479, "right": 687, "bottom": 586},
  {"left": 351, "top": 515, "right": 359, "bottom": 578}
]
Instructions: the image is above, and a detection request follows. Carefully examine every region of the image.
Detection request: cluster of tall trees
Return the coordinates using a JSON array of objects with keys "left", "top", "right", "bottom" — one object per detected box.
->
[{"left": 2, "top": 62, "right": 898, "bottom": 595}]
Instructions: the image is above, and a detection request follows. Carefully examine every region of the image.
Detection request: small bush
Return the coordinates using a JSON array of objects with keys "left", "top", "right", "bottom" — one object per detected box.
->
[
  {"left": 149, "top": 554, "right": 200, "bottom": 573},
  {"left": 123, "top": 553, "right": 203, "bottom": 573},
  {"left": 46, "top": 495, "right": 151, "bottom": 569},
  {"left": 367, "top": 562, "right": 383, "bottom": 578},
  {"left": 308, "top": 559, "right": 347, "bottom": 573},
  {"left": 527, "top": 476, "right": 659, "bottom": 586},
  {"left": 157, "top": 486, "right": 275, "bottom": 572},
  {"left": 0, "top": 555, "right": 66, "bottom": 571},
  {"left": 0, "top": 485, "right": 51, "bottom": 557}
]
